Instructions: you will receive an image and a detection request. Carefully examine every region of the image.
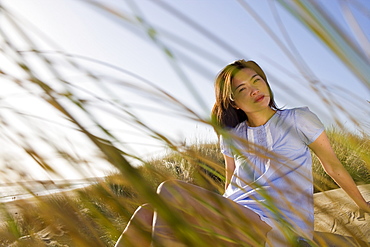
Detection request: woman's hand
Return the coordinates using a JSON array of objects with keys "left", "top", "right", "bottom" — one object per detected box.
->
[
  {"left": 361, "top": 201, "right": 370, "bottom": 212},
  {"left": 357, "top": 201, "right": 370, "bottom": 221},
  {"left": 365, "top": 201, "right": 370, "bottom": 213}
]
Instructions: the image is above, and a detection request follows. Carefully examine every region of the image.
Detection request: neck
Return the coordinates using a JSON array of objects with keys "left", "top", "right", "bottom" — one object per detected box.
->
[{"left": 246, "top": 108, "right": 276, "bottom": 127}]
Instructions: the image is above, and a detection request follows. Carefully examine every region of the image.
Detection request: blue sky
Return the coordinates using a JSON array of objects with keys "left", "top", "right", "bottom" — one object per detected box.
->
[{"left": 0, "top": 0, "right": 369, "bottom": 180}]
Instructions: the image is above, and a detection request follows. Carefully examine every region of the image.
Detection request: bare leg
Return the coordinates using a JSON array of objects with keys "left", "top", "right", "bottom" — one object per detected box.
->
[
  {"left": 152, "top": 180, "right": 272, "bottom": 247},
  {"left": 115, "top": 204, "right": 153, "bottom": 247}
]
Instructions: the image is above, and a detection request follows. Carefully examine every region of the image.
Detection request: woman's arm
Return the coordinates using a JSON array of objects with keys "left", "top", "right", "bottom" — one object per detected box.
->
[
  {"left": 224, "top": 155, "right": 236, "bottom": 190},
  {"left": 308, "top": 131, "right": 370, "bottom": 212}
]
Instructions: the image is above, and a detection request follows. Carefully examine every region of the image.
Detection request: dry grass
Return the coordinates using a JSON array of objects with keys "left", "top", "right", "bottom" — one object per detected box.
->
[
  {"left": 1, "top": 131, "right": 368, "bottom": 246},
  {"left": 0, "top": 0, "right": 369, "bottom": 246}
]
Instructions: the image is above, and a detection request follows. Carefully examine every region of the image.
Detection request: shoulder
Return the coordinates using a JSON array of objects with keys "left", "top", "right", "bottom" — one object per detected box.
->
[
  {"left": 292, "top": 106, "right": 313, "bottom": 115},
  {"left": 220, "top": 121, "right": 247, "bottom": 142},
  {"left": 277, "top": 107, "right": 316, "bottom": 120},
  {"left": 291, "top": 107, "right": 325, "bottom": 144},
  {"left": 231, "top": 121, "right": 247, "bottom": 135},
  {"left": 282, "top": 106, "right": 311, "bottom": 115},
  {"left": 274, "top": 107, "right": 323, "bottom": 130},
  {"left": 292, "top": 107, "right": 321, "bottom": 121}
]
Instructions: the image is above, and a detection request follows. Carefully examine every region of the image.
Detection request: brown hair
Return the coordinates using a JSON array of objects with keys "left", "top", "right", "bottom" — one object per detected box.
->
[{"left": 211, "top": 60, "right": 279, "bottom": 128}]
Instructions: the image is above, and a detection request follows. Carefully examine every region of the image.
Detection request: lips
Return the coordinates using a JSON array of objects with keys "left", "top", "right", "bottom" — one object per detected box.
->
[{"left": 254, "top": 95, "right": 265, "bottom": 103}]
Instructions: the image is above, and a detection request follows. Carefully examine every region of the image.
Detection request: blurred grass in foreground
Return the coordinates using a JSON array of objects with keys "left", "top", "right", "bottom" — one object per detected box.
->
[
  {"left": 0, "top": 129, "right": 368, "bottom": 246},
  {"left": 0, "top": 0, "right": 369, "bottom": 246}
]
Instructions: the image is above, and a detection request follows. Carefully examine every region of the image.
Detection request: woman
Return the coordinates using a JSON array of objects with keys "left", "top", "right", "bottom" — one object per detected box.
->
[{"left": 115, "top": 60, "right": 369, "bottom": 246}]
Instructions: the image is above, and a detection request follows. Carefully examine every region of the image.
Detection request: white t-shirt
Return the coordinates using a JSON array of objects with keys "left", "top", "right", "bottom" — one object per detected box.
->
[{"left": 220, "top": 107, "right": 324, "bottom": 240}]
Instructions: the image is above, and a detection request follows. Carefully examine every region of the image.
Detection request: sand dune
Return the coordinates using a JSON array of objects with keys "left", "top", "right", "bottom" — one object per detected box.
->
[
  {"left": 313, "top": 184, "right": 370, "bottom": 246},
  {"left": 1, "top": 185, "right": 369, "bottom": 246}
]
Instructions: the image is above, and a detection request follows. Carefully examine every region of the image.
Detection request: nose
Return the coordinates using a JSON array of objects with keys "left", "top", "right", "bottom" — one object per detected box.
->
[{"left": 250, "top": 86, "right": 259, "bottom": 96}]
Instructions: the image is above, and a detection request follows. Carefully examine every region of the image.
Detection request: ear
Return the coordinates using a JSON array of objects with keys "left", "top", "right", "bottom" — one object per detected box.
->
[
  {"left": 229, "top": 95, "right": 239, "bottom": 109},
  {"left": 230, "top": 101, "right": 240, "bottom": 110}
]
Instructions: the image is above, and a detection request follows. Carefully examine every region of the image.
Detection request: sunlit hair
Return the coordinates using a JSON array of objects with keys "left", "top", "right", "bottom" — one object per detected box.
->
[{"left": 211, "top": 59, "right": 279, "bottom": 129}]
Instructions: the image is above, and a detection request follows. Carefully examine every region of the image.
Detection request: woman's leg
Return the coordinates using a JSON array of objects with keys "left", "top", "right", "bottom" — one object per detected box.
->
[
  {"left": 114, "top": 204, "right": 153, "bottom": 247},
  {"left": 152, "top": 180, "right": 272, "bottom": 247}
]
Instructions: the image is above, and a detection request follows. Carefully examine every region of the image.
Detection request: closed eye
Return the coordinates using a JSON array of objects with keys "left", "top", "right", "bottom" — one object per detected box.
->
[{"left": 238, "top": 87, "right": 246, "bottom": 93}]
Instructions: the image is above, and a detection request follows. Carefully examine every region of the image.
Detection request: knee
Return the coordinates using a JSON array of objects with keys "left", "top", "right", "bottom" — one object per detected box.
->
[
  {"left": 136, "top": 204, "right": 154, "bottom": 223},
  {"left": 156, "top": 179, "right": 184, "bottom": 195},
  {"left": 156, "top": 180, "right": 174, "bottom": 195},
  {"left": 136, "top": 203, "right": 152, "bottom": 214}
]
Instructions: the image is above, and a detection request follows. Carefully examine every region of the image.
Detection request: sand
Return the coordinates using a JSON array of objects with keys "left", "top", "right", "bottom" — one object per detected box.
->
[
  {"left": 0, "top": 189, "right": 80, "bottom": 222},
  {"left": 313, "top": 184, "right": 370, "bottom": 246},
  {"left": 1, "top": 185, "right": 369, "bottom": 246}
]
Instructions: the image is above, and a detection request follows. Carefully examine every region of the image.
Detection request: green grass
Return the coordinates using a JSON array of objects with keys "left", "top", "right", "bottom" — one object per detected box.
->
[{"left": 312, "top": 129, "right": 370, "bottom": 192}]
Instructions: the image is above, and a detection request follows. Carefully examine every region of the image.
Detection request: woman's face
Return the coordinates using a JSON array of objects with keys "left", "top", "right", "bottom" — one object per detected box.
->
[{"left": 231, "top": 68, "right": 271, "bottom": 114}]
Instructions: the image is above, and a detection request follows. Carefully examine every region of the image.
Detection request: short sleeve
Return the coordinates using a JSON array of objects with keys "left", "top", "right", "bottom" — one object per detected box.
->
[
  {"left": 220, "top": 134, "right": 233, "bottom": 157},
  {"left": 294, "top": 107, "right": 325, "bottom": 145}
]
